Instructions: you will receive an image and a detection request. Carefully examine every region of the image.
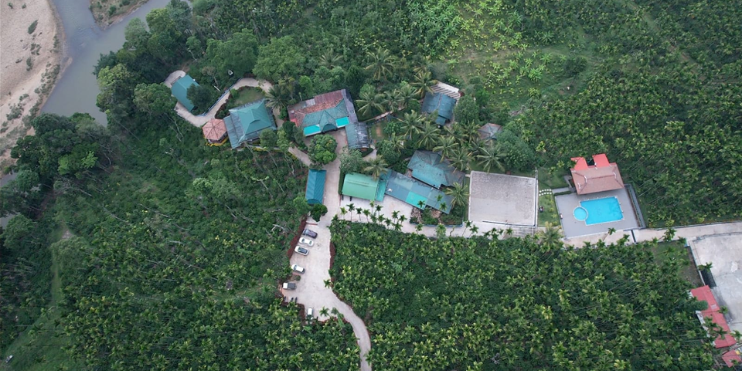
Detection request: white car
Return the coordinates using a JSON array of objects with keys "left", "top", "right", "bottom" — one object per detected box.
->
[
  {"left": 307, "top": 307, "right": 313, "bottom": 319},
  {"left": 291, "top": 264, "right": 305, "bottom": 273},
  {"left": 299, "top": 237, "right": 314, "bottom": 247},
  {"left": 294, "top": 246, "right": 309, "bottom": 256}
]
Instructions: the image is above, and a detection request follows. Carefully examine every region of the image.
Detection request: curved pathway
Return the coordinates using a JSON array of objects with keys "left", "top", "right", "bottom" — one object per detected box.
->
[
  {"left": 282, "top": 130, "right": 371, "bottom": 371},
  {"left": 165, "top": 74, "right": 274, "bottom": 128}
]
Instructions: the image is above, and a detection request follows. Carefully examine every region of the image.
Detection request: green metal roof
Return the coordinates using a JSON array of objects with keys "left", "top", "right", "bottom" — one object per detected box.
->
[
  {"left": 305, "top": 169, "right": 326, "bottom": 205},
  {"left": 224, "top": 99, "right": 276, "bottom": 149},
  {"left": 408, "top": 150, "right": 465, "bottom": 188},
  {"left": 345, "top": 121, "right": 371, "bottom": 150},
  {"left": 384, "top": 171, "right": 453, "bottom": 213},
  {"left": 341, "top": 173, "right": 380, "bottom": 201},
  {"left": 171, "top": 75, "right": 198, "bottom": 112},
  {"left": 422, "top": 92, "right": 457, "bottom": 125}
]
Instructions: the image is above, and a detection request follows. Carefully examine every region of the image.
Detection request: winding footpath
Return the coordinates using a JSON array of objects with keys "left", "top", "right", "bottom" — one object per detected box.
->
[
  {"left": 167, "top": 75, "right": 372, "bottom": 369},
  {"left": 167, "top": 74, "right": 742, "bottom": 370}
]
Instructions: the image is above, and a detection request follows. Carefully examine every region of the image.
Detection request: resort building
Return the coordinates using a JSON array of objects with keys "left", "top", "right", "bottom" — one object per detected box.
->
[
  {"left": 305, "top": 169, "right": 326, "bottom": 205},
  {"left": 421, "top": 82, "right": 460, "bottom": 125},
  {"left": 170, "top": 74, "right": 198, "bottom": 112},
  {"left": 690, "top": 285, "right": 737, "bottom": 348},
  {"left": 202, "top": 118, "right": 228, "bottom": 146},
  {"left": 288, "top": 89, "right": 370, "bottom": 150},
  {"left": 570, "top": 153, "right": 625, "bottom": 195},
  {"left": 407, "top": 150, "right": 465, "bottom": 189},
  {"left": 224, "top": 99, "right": 277, "bottom": 149},
  {"left": 341, "top": 173, "right": 385, "bottom": 202}
]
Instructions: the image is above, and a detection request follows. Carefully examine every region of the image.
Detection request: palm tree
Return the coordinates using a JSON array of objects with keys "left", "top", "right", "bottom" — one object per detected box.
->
[
  {"left": 396, "top": 82, "right": 418, "bottom": 111},
  {"left": 433, "top": 136, "right": 459, "bottom": 160},
  {"left": 445, "top": 182, "right": 469, "bottom": 209},
  {"left": 339, "top": 206, "right": 347, "bottom": 220},
  {"left": 365, "top": 47, "right": 397, "bottom": 81},
  {"left": 411, "top": 69, "right": 437, "bottom": 98},
  {"left": 401, "top": 112, "right": 425, "bottom": 140},
  {"left": 364, "top": 157, "right": 388, "bottom": 179},
  {"left": 416, "top": 122, "right": 440, "bottom": 150},
  {"left": 347, "top": 203, "right": 355, "bottom": 221},
  {"left": 319, "top": 50, "right": 342, "bottom": 69},
  {"left": 264, "top": 85, "right": 289, "bottom": 110},
  {"left": 448, "top": 147, "right": 471, "bottom": 172},
  {"left": 355, "top": 90, "right": 384, "bottom": 118},
  {"left": 457, "top": 120, "right": 481, "bottom": 143},
  {"left": 477, "top": 144, "right": 505, "bottom": 173},
  {"left": 319, "top": 307, "right": 330, "bottom": 317},
  {"left": 539, "top": 222, "right": 563, "bottom": 247}
]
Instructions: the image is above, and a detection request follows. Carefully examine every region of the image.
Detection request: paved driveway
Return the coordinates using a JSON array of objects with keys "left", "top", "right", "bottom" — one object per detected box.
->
[{"left": 282, "top": 128, "right": 371, "bottom": 371}]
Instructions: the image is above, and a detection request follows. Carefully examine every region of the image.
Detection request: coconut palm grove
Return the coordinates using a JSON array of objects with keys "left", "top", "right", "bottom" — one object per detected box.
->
[{"left": 1, "top": 0, "right": 741, "bottom": 369}]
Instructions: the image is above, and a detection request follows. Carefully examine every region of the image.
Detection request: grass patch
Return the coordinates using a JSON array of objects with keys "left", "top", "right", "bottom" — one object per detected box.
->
[
  {"left": 367, "top": 121, "right": 387, "bottom": 144},
  {"left": 650, "top": 241, "right": 703, "bottom": 287},
  {"left": 227, "top": 87, "right": 265, "bottom": 109},
  {"left": 538, "top": 167, "right": 569, "bottom": 188},
  {"left": 538, "top": 193, "right": 559, "bottom": 227}
]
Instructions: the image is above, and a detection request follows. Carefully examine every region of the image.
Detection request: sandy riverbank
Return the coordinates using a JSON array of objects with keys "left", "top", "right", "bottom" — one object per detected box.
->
[{"left": 0, "top": 0, "right": 63, "bottom": 171}]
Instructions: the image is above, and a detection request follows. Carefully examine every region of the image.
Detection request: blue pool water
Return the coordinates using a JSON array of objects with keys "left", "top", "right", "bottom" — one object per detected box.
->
[
  {"left": 579, "top": 197, "right": 623, "bottom": 225},
  {"left": 573, "top": 207, "right": 588, "bottom": 221}
]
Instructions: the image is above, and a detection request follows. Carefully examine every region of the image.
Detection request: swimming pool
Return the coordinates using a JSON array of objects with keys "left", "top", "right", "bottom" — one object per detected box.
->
[{"left": 574, "top": 196, "right": 624, "bottom": 225}]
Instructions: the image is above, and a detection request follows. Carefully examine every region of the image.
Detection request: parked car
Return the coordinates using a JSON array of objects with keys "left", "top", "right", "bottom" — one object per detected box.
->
[
  {"left": 306, "top": 307, "right": 313, "bottom": 318},
  {"left": 291, "top": 264, "right": 305, "bottom": 273},
  {"left": 283, "top": 282, "right": 297, "bottom": 290},
  {"left": 302, "top": 229, "right": 318, "bottom": 238},
  {"left": 299, "top": 237, "right": 314, "bottom": 246},
  {"left": 295, "top": 246, "right": 309, "bottom": 256}
]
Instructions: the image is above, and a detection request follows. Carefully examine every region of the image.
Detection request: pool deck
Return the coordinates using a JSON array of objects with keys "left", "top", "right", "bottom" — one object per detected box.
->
[{"left": 555, "top": 188, "right": 639, "bottom": 238}]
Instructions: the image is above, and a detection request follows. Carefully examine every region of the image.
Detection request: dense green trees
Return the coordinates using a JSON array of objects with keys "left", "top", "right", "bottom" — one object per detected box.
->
[
  {"left": 308, "top": 134, "right": 338, "bottom": 167},
  {"left": 331, "top": 221, "right": 714, "bottom": 370}
]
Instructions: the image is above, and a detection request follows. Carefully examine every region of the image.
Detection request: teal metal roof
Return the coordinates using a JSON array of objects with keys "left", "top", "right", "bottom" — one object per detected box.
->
[
  {"left": 384, "top": 171, "right": 453, "bottom": 213},
  {"left": 408, "top": 150, "right": 465, "bottom": 188},
  {"left": 341, "top": 173, "right": 380, "bottom": 201},
  {"left": 422, "top": 92, "right": 457, "bottom": 125},
  {"left": 224, "top": 99, "right": 276, "bottom": 149},
  {"left": 345, "top": 121, "right": 371, "bottom": 150},
  {"left": 171, "top": 75, "right": 198, "bottom": 112},
  {"left": 336, "top": 117, "right": 349, "bottom": 127},
  {"left": 306, "top": 169, "right": 326, "bottom": 205},
  {"left": 301, "top": 101, "right": 349, "bottom": 136}
]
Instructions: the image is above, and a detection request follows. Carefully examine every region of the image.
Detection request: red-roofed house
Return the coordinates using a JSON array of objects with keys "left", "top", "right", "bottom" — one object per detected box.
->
[
  {"left": 691, "top": 285, "right": 738, "bottom": 348},
  {"left": 202, "top": 118, "right": 228, "bottom": 146},
  {"left": 723, "top": 349, "right": 741, "bottom": 367},
  {"left": 570, "top": 154, "right": 625, "bottom": 195}
]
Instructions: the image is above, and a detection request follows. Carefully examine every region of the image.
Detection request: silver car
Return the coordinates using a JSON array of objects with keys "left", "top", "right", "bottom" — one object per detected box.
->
[
  {"left": 291, "top": 264, "right": 305, "bottom": 273},
  {"left": 294, "top": 246, "right": 309, "bottom": 256}
]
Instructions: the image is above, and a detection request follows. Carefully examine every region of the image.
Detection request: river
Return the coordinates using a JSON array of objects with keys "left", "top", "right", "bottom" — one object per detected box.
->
[{"left": 42, "top": 0, "right": 172, "bottom": 124}]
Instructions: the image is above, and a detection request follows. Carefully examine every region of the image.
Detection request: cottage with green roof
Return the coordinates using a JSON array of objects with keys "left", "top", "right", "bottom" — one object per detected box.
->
[
  {"left": 288, "top": 89, "right": 370, "bottom": 150},
  {"left": 171, "top": 74, "right": 198, "bottom": 112},
  {"left": 224, "top": 99, "right": 276, "bottom": 149},
  {"left": 305, "top": 169, "right": 326, "bottom": 205},
  {"left": 422, "top": 92, "right": 457, "bottom": 125},
  {"left": 408, "top": 150, "right": 465, "bottom": 189},
  {"left": 341, "top": 173, "right": 382, "bottom": 201}
]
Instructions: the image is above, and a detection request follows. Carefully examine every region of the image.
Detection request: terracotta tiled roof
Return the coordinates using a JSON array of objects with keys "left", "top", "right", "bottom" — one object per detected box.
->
[
  {"left": 570, "top": 154, "right": 624, "bottom": 194},
  {"left": 723, "top": 349, "right": 741, "bottom": 367},
  {"left": 691, "top": 285, "right": 738, "bottom": 348},
  {"left": 202, "top": 118, "right": 227, "bottom": 141}
]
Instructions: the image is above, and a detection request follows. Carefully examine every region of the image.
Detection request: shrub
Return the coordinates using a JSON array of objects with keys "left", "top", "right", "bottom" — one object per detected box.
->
[
  {"left": 25, "top": 57, "right": 33, "bottom": 71},
  {"left": 108, "top": 5, "right": 116, "bottom": 15},
  {"left": 27, "top": 20, "right": 37, "bottom": 34}
]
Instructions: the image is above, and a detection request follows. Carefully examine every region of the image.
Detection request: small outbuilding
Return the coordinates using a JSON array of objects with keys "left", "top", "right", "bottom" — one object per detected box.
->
[
  {"left": 171, "top": 74, "right": 198, "bottom": 112},
  {"left": 422, "top": 92, "right": 457, "bottom": 125},
  {"left": 224, "top": 99, "right": 276, "bottom": 149},
  {"left": 478, "top": 123, "right": 503, "bottom": 141},
  {"left": 341, "top": 173, "right": 383, "bottom": 202},
  {"left": 305, "top": 169, "right": 326, "bottom": 205},
  {"left": 202, "top": 118, "right": 228, "bottom": 146}
]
